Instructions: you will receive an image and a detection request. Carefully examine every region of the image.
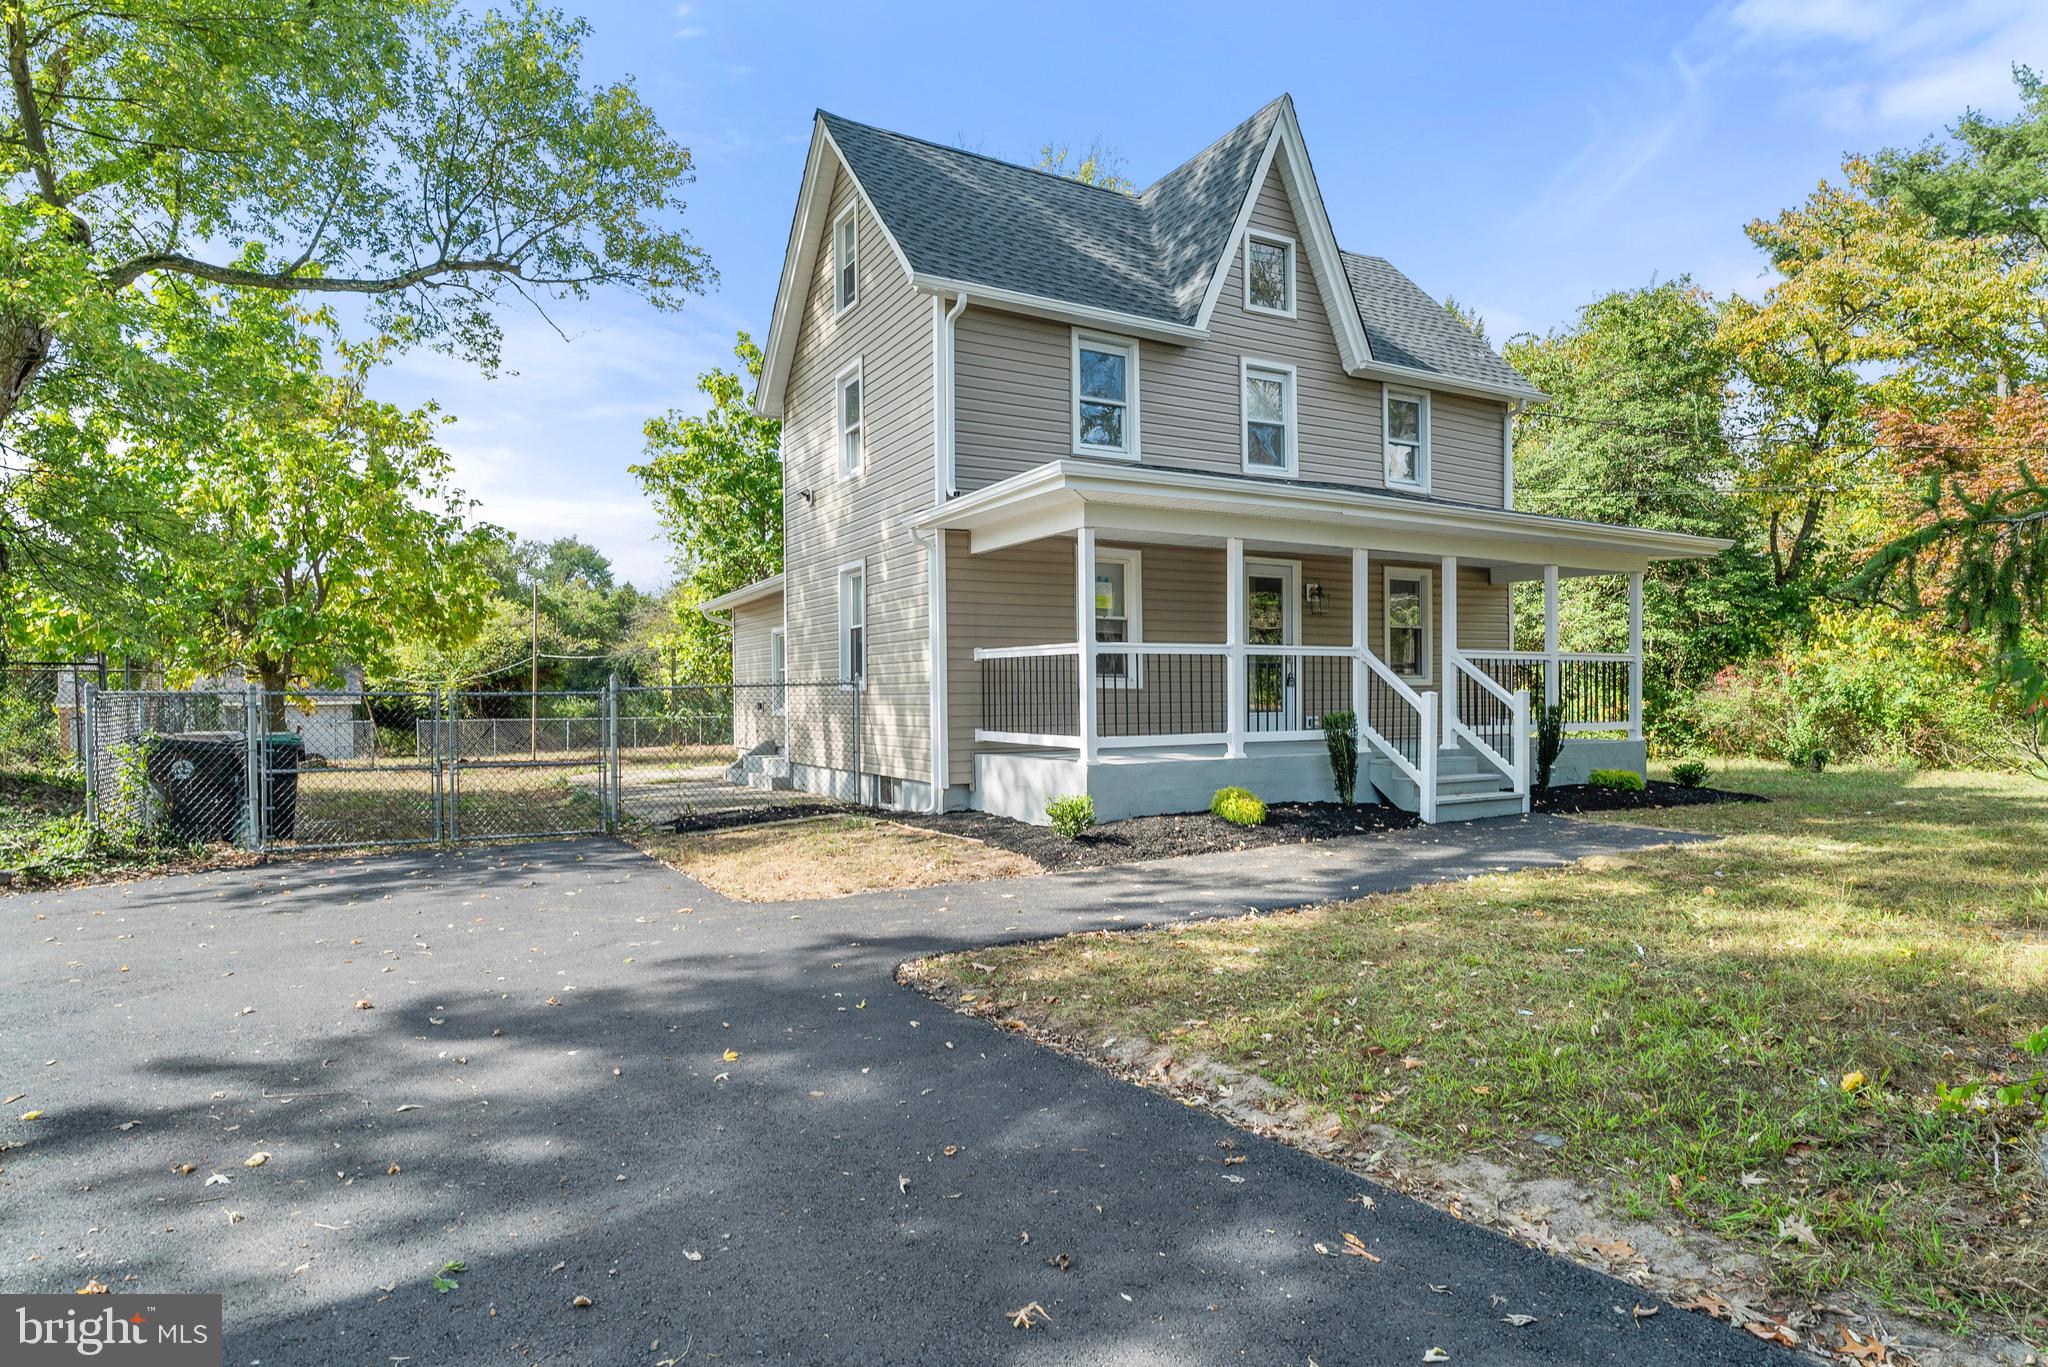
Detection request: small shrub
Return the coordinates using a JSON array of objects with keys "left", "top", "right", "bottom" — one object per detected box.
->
[
  {"left": 1045, "top": 794, "right": 1095, "bottom": 839},
  {"left": 1209, "top": 785, "right": 1266, "bottom": 827},
  {"left": 1534, "top": 703, "right": 1565, "bottom": 790},
  {"left": 1320, "top": 710, "right": 1359, "bottom": 805},
  {"left": 1669, "top": 757, "right": 1711, "bottom": 788},
  {"left": 1587, "top": 768, "right": 1645, "bottom": 791}
]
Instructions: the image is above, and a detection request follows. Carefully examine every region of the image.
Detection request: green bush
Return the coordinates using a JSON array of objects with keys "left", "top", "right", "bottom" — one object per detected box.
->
[
  {"left": 1534, "top": 702, "right": 1565, "bottom": 790},
  {"left": 1320, "top": 710, "right": 1359, "bottom": 805},
  {"left": 1045, "top": 794, "right": 1095, "bottom": 839},
  {"left": 1676, "top": 606, "right": 2012, "bottom": 769},
  {"left": 1669, "top": 757, "right": 1710, "bottom": 788},
  {"left": 1587, "top": 768, "right": 1646, "bottom": 791},
  {"left": 1209, "top": 785, "right": 1267, "bottom": 827}
]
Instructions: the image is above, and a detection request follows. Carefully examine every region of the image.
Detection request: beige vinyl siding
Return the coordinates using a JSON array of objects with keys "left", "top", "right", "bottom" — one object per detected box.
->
[
  {"left": 781, "top": 163, "right": 935, "bottom": 788},
  {"left": 730, "top": 594, "right": 783, "bottom": 752},
  {"left": 946, "top": 538, "right": 1509, "bottom": 784},
  {"left": 953, "top": 161, "right": 1509, "bottom": 505}
]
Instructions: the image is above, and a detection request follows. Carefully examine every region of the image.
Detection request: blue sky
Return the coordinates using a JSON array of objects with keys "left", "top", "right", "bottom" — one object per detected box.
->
[{"left": 374, "top": 0, "right": 2046, "bottom": 589}]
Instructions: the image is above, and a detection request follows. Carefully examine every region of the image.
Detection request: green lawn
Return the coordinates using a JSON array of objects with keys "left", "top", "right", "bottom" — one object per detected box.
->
[{"left": 909, "top": 763, "right": 2048, "bottom": 1340}]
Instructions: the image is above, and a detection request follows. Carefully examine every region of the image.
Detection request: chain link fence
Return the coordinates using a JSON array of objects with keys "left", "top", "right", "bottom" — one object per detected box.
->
[
  {"left": 81, "top": 677, "right": 868, "bottom": 852},
  {"left": 0, "top": 661, "right": 106, "bottom": 774}
]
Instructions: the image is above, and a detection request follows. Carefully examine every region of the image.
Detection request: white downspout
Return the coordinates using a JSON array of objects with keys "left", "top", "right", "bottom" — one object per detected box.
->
[
  {"left": 942, "top": 292, "right": 966, "bottom": 500},
  {"left": 910, "top": 522, "right": 950, "bottom": 814}
]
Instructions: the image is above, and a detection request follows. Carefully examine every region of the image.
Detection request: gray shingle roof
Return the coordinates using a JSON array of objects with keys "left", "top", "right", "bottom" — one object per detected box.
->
[
  {"left": 1340, "top": 253, "right": 1542, "bottom": 400},
  {"left": 819, "top": 100, "right": 1539, "bottom": 398}
]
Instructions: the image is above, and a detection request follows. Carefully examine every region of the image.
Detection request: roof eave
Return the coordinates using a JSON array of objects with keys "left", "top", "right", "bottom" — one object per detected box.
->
[
  {"left": 1345, "top": 358, "right": 1547, "bottom": 406},
  {"left": 909, "top": 274, "right": 1206, "bottom": 344},
  {"left": 696, "top": 573, "right": 787, "bottom": 616}
]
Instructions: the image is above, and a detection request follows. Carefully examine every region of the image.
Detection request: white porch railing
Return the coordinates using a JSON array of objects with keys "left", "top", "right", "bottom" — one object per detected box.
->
[
  {"left": 1460, "top": 650, "right": 1640, "bottom": 738},
  {"left": 1448, "top": 651, "right": 1531, "bottom": 813}
]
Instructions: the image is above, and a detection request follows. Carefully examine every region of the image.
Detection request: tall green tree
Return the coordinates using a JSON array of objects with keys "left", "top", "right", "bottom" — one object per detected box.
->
[
  {"left": 1035, "top": 139, "right": 1134, "bottom": 193},
  {"left": 631, "top": 333, "right": 781, "bottom": 681},
  {"left": 1507, "top": 281, "right": 1778, "bottom": 711},
  {"left": 1868, "top": 66, "right": 2048, "bottom": 264},
  {"left": 1, "top": 0, "right": 710, "bottom": 629},
  {"left": 138, "top": 286, "right": 500, "bottom": 704}
]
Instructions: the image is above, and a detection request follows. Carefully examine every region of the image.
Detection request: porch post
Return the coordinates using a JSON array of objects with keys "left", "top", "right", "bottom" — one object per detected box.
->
[
  {"left": 1076, "top": 528, "right": 1097, "bottom": 772},
  {"left": 1542, "top": 564, "right": 1560, "bottom": 711},
  {"left": 1350, "top": 548, "right": 1369, "bottom": 732},
  {"left": 1627, "top": 570, "right": 1644, "bottom": 742},
  {"left": 1440, "top": 555, "right": 1458, "bottom": 745},
  {"left": 1225, "top": 536, "right": 1246, "bottom": 758}
]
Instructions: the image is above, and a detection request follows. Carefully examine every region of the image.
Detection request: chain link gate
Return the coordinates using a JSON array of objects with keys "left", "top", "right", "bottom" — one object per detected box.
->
[{"left": 83, "top": 675, "right": 869, "bottom": 852}]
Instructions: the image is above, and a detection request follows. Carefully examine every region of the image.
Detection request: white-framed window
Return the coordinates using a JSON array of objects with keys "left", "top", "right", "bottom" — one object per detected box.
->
[
  {"left": 1384, "top": 389, "right": 1430, "bottom": 491},
  {"left": 1072, "top": 331, "right": 1139, "bottom": 459},
  {"left": 838, "top": 563, "right": 866, "bottom": 685},
  {"left": 835, "top": 360, "right": 864, "bottom": 480},
  {"left": 769, "top": 626, "right": 787, "bottom": 714},
  {"left": 833, "top": 204, "right": 859, "bottom": 315},
  {"left": 1241, "top": 358, "right": 1297, "bottom": 477},
  {"left": 1244, "top": 230, "right": 1296, "bottom": 316},
  {"left": 1092, "top": 547, "right": 1143, "bottom": 687},
  {"left": 1382, "top": 566, "right": 1433, "bottom": 682}
]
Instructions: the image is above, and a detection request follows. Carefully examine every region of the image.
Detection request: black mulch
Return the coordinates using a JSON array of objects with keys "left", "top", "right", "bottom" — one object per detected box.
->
[
  {"left": 1533, "top": 780, "right": 1765, "bottom": 815},
  {"left": 896, "top": 802, "right": 1422, "bottom": 871},
  {"left": 664, "top": 801, "right": 847, "bottom": 834}
]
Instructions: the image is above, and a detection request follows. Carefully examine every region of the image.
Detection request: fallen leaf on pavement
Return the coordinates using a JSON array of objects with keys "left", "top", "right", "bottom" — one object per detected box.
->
[
  {"left": 1632, "top": 1303, "right": 1659, "bottom": 1322},
  {"left": 682, "top": 1250, "right": 703, "bottom": 1262},
  {"left": 1045, "top": 1252, "right": 1073, "bottom": 1271},
  {"left": 1743, "top": 1321, "right": 1799, "bottom": 1347},
  {"left": 1676, "top": 1291, "right": 1735, "bottom": 1320},
  {"left": 571, "top": 1295, "right": 592, "bottom": 1309},
  {"left": 76, "top": 1280, "right": 108, "bottom": 1295},
  {"left": 1341, "top": 1232, "right": 1379, "bottom": 1262},
  {"left": 1574, "top": 1233, "right": 1638, "bottom": 1263},
  {"left": 1423, "top": 1350, "right": 1450, "bottom": 1363},
  {"left": 1008, "top": 1301, "right": 1051, "bottom": 1329},
  {"left": 354, "top": 999, "right": 373, "bottom": 1010},
  {"left": 386, "top": 1163, "right": 401, "bottom": 1176},
  {"left": 721, "top": 1049, "right": 739, "bottom": 1062},
  {"left": 1503, "top": 1314, "right": 1536, "bottom": 1327},
  {"left": 204, "top": 1173, "right": 231, "bottom": 1187},
  {"left": 19, "top": 1110, "right": 43, "bottom": 1122},
  {"left": 1836, "top": 1326, "right": 1888, "bottom": 1362},
  {"left": 243, "top": 1151, "right": 270, "bottom": 1168}
]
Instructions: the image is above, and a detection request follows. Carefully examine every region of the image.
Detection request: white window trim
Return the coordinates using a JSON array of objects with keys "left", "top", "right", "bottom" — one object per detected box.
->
[
  {"left": 1239, "top": 356, "right": 1299, "bottom": 478},
  {"left": 837, "top": 560, "right": 867, "bottom": 688},
  {"left": 1384, "top": 387, "right": 1431, "bottom": 493},
  {"left": 1070, "top": 330, "right": 1140, "bottom": 460},
  {"left": 1243, "top": 230, "right": 1297, "bottom": 318},
  {"left": 1092, "top": 546, "right": 1144, "bottom": 689},
  {"left": 768, "top": 626, "right": 787, "bottom": 715},
  {"left": 832, "top": 203, "right": 859, "bottom": 317},
  {"left": 835, "top": 358, "right": 864, "bottom": 482},
  {"left": 1381, "top": 565, "right": 1434, "bottom": 684}
]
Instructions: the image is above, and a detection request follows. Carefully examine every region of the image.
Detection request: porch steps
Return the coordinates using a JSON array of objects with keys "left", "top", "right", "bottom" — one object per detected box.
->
[
  {"left": 723, "top": 747, "right": 793, "bottom": 792},
  {"left": 1368, "top": 744, "right": 1524, "bottom": 823}
]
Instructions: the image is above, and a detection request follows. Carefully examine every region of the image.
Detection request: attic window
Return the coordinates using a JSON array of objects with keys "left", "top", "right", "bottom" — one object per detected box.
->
[
  {"left": 833, "top": 205, "right": 858, "bottom": 314},
  {"left": 1245, "top": 232, "right": 1295, "bottom": 316},
  {"left": 1384, "top": 390, "right": 1429, "bottom": 491}
]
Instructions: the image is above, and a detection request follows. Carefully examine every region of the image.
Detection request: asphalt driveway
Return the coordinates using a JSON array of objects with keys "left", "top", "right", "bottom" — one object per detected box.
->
[{"left": 1, "top": 815, "right": 1789, "bottom": 1365}]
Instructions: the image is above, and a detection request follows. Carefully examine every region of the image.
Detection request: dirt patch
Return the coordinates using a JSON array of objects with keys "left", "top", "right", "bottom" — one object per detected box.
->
[
  {"left": 895, "top": 801, "right": 1422, "bottom": 871},
  {"left": 629, "top": 815, "right": 1039, "bottom": 901},
  {"left": 1533, "top": 780, "right": 1764, "bottom": 816},
  {"left": 899, "top": 960, "right": 2035, "bottom": 1367}
]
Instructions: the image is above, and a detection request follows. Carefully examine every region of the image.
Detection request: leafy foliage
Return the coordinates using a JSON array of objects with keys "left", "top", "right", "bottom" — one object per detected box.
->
[
  {"left": 1534, "top": 703, "right": 1565, "bottom": 791},
  {"left": 1585, "top": 768, "right": 1645, "bottom": 792},
  {"left": 1669, "top": 757, "right": 1710, "bottom": 788},
  {"left": 1320, "top": 710, "right": 1358, "bottom": 805},
  {"left": 1209, "top": 786, "right": 1266, "bottom": 827},
  {"left": 1034, "top": 139, "right": 1134, "bottom": 194},
  {"left": 1045, "top": 794, "right": 1095, "bottom": 840},
  {"left": 632, "top": 333, "right": 782, "bottom": 683}
]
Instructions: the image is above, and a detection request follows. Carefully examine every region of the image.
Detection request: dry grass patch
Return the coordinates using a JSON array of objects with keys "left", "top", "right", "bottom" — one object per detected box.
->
[
  {"left": 911, "top": 763, "right": 2048, "bottom": 1342},
  {"left": 631, "top": 815, "right": 1040, "bottom": 901}
]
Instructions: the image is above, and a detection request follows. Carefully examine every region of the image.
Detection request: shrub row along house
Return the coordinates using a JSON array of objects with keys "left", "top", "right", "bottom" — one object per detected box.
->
[{"left": 702, "top": 95, "right": 1726, "bottom": 824}]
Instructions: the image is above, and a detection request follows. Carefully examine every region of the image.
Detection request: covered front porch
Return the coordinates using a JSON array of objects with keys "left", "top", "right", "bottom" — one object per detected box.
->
[{"left": 920, "top": 460, "right": 1726, "bottom": 824}]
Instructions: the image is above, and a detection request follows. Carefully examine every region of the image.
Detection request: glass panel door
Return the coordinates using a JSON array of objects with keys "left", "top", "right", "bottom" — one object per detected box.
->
[{"left": 1244, "top": 562, "right": 1298, "bottom": 732}]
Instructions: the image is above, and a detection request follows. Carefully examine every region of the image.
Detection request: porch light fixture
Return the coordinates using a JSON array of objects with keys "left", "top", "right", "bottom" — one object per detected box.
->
[{"left": 1304, "top": 579, "right": 1327, "bottom": 615}]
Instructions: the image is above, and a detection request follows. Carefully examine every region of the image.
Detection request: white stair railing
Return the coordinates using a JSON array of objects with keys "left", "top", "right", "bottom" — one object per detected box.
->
[
  {"left": 1447, "top": 650, "right": 1530, "bottom": 804},
  {"left": 1355, "top": 651, "right": 1437, "bottom": 823}
]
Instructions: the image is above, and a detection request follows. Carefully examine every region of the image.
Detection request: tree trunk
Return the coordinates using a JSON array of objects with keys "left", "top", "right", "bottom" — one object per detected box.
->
[
  {"left": 0, "top": 311, "right": 53, "bottom": 431},
  {"left": 256, "top": 658, "right": 290, "bottom": 734}
]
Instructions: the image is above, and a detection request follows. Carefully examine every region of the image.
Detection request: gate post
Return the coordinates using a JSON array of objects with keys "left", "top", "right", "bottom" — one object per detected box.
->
[
  {"left": 82, "top": 682, "right": 98, "bottom": 831},
  {"left": 430, "top": 687, "right": 445, "bottom": 845},
  {"left": 851, "top": 675, "right": 863, "bottom": 806},
  {"left": 605, "top": 672, "right": 620, "bottom": 832},
  {"left": 243, "top": 683, "right": 263, "bottom": 850}
]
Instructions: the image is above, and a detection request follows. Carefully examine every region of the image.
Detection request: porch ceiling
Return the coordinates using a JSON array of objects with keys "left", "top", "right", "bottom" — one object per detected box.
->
[{"left": 915, "top": 459, "right": 1731, "bottom": 578}]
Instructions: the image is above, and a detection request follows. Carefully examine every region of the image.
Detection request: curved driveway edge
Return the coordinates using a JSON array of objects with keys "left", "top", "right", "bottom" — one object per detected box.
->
[{"left": 1, "top": 814, "right": 1790, "bottom": 1365}]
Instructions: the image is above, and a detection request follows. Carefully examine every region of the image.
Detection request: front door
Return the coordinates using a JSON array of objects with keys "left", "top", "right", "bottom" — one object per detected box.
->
[{"left": 1244, "top": 560, "right": 1299, "bottom": 732}]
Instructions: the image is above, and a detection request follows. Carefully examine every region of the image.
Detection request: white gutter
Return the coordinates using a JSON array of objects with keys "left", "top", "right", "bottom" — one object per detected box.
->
[{"left": 910, "top": 274, "right": 1205, "bottom": 345}]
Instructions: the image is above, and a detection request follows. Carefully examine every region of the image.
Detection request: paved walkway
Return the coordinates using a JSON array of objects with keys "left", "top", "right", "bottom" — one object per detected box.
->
[{"left": 0, "top": 815, "right": 1787, "bottom": 1365}]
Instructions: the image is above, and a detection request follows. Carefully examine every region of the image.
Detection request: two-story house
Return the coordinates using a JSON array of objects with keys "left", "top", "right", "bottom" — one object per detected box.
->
[{"left": 701, "top": 96, "right": 1728, "bottom": 824}]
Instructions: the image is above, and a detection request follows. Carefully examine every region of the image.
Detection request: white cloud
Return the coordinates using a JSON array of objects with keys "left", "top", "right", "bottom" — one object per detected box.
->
[{"left": 1510, "top": 53, "right": 1707, "bottom": 240}]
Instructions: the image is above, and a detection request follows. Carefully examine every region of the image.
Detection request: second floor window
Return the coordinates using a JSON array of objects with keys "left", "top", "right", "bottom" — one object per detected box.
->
[
  {"left": 836, "top": 362, "right": 863, "bottom": 479},
  {"left": 1242, "top": 360, "right": 1296, "bottom": 476},
  {"left": 1245, "top": 232, "right": 1294, "bottom": 315},
  {"left": 833, "top": 206, "right": 858, "bottom": 314},
  {"left": 1385, "top": 390, "right": 1429, "bottom": 490},
  {"left": 1073, "top": 333, "right": 1137, "bottom": 457}
]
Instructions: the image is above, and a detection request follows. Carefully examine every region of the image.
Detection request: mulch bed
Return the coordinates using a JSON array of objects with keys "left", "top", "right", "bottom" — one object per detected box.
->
[
  {"left": 897, "top": 802, "right": 1421, "bottom": 872},
  {"left": 1533, "top": 780, "right": 1764, "bottom": 815}
]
